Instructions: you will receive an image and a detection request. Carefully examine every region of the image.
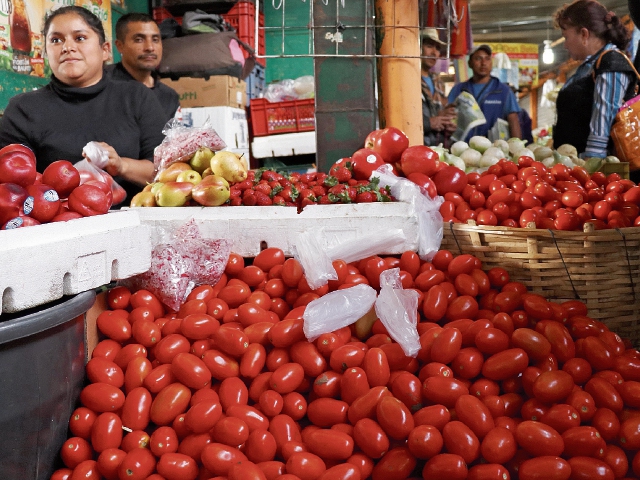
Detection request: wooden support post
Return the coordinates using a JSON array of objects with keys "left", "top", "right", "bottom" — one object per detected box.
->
[{"left": 375, "top": 0, "right": 422, "bottom": 146}]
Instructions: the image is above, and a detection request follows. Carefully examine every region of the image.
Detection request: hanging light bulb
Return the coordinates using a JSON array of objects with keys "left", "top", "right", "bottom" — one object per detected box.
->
[{"left": 542, "top": 40, "right": 555, "bottom": 65}]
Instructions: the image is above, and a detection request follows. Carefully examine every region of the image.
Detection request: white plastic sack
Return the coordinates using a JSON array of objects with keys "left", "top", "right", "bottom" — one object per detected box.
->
[
  {"left": 303, "top": 284, "right": 377, "bottom": 341},
  {"left": 370, "top": 164, "right": 444, "bottom": 261},
  {"left": 293, "top": 229, "right": 337, "bottom": 290},
  {"left": 374, "top": 268, "right": 421, "bottom": 357},
  {"left": 325, "top": 229, "right": 407, "bottom": 265}
]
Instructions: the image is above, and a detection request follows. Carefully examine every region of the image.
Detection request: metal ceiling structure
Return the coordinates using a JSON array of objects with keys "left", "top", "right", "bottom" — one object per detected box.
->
[{"left": 468, "top": 0, "right": 631, "bottom": 72}]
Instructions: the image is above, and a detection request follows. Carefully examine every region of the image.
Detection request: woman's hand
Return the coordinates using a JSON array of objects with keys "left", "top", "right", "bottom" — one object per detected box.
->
[
  {"left": 84, "top": 141, "right": 123, "bottom": 177},
  {"left": 84, "top": 141, "right": 154, "bottom": 187}
]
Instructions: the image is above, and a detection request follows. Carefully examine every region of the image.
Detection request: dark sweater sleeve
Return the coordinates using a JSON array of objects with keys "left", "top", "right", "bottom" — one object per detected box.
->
[{"left": 0, "top": 94, "right": 36, "bottom": 150}]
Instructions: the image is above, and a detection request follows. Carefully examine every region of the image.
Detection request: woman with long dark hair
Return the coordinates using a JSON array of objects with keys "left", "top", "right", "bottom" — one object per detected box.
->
[{"left": 553, "top": 0, "right": 636, "bottom": 159}]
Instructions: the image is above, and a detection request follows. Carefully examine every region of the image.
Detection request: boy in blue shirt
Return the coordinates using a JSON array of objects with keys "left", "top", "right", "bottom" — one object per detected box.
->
[{"left": 448, "top": 45, "right": 522, "bottom": 142}]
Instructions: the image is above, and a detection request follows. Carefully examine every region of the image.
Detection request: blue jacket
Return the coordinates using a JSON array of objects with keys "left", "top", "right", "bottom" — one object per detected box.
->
[{"left": 448, "top": 76, "right": 520, "bottom": 142}]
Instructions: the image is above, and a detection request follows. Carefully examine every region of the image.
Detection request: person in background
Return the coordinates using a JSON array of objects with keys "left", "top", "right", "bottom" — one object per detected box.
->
[
  {"left": 552, "top": 0, "right": 635, "bottom": 159},
  {"left": 420, "top": 28, "right": 456, "bottom": 146},
  {"left": 627, "top": 0, "right": 640, "bottom": 71},
  {"left": 109, "top": 12, "right": 179, "bottom": 123},
  {"left": 447, "top": 44, "right": 522, "bottom": 141},
  {"left": 0, "top": 6, "right": 166, "bottom": 205}
]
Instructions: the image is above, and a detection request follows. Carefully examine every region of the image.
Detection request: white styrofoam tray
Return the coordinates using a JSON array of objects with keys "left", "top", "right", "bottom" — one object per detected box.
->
[
  {"left": 251, "top": 131, "right": 316, "bottom": 159},
  {"left": 133, "top": 202, "right": 419, "bottom": 258},
  {"left": 0, "top": 210, "right": 152, "bottom": 315}
]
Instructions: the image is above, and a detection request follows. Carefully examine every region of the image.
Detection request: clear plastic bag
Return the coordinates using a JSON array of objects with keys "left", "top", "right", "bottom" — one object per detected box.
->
[
  {"left": 121, "top": 219, "right": 232, "bottom": 312},
  {"left": 374, "top": 268, "right": 421, "bottom": 357},
  {"left": 370, "top": 164, "right": 444, "bottom": 261},
  {"left": 173, "top": 219, "right": 233, "bottom": 287},
  {"left": 154, "top": 118, "right": 226, "bottom": 176},
  {"left": 82, "top": 141, "right": 110, "bottom": 170},
  {"left": 264, "top": 79, "right": 298, "bottom": 102},
  {"left": 293, "top": 75, "right": 315, "bottom": 99},
  {"left": 74, "top": 158, "right": 127, "bottom": 206},
  {"left": 303, "top": 284, "right": 377, "bottom": 341},
  {"left": 326, "top": 229, "right": 407, "bottom": 265},
  {"left": 120, "top": 244, "right": 192, "bottom": 312},
  {"left": 293, "top": 230, "right": 337, "bottom": 290}
]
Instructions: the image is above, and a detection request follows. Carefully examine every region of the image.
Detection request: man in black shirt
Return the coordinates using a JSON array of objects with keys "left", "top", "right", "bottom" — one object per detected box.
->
[{"left": 109, "top": 13, "right": 179, "bottom": 123}]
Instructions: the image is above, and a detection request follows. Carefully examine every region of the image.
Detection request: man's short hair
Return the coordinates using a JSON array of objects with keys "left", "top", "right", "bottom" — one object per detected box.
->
[{"left": 115, "top": 12, "right": 156, "bottom": 42}]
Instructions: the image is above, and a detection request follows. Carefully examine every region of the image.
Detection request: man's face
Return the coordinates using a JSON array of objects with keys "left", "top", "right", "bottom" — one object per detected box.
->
[
  {"left": 421, "top": 40, "right": 440, "bottom": 71},
  {"left": 116, "top": 21, "right": 162, "bottom": 73},
  {"left": 469, "top": 50, "right": 492, "bottom": 78}
]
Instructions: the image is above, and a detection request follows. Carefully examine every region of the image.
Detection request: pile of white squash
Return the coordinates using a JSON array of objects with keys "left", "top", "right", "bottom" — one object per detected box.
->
[{"left": 431, "top": 136, "right": 621, "bottom": 174}]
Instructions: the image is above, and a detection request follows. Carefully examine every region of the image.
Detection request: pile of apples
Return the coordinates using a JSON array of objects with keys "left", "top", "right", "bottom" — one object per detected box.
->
[
  {"left": 130, "top": 149, "right": 248, "bottom": 208},
  {"left": 0, "top": 144, "right": 113, "bottom": 230}
]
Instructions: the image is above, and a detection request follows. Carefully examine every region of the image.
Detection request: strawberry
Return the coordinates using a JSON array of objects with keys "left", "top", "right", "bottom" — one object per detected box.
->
[
  {"left": 255, "top": 191, "right": 272, "bottom": 206},
  {"left": 272, "top": 195, "right": 285, "bottom": 206},
  {"left": 318, "top": 195, "right": 332, "bottom": 204},
  {"left": 254, "top": 183, "right": 272, "bottom": 196},
  {"left": 312, "top": 185, "right": 327, "bottom": 197},
  {"left": 356, "top": 191, "right": 376, "bottom": 203},
  {"left": 242, "top": 192, "right": 257, "bottom": 206},
  {"left": 331, "top": 166, "right": 352, "bottom": 183},
  {"left": 229, "top": 196, "right": 242, "bottom": 206}
]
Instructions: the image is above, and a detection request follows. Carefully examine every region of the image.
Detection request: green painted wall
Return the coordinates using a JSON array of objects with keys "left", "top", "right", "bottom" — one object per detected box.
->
[
  {"left": 0, "top": 0, "right": 149, "bottom": 113},
  {"left": 263, "top": 0, "right": 313, "bottom": 84}
]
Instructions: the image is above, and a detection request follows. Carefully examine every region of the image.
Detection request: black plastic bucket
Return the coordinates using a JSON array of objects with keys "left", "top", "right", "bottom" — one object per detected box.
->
[{"left": 0, "top": 290, "right": 96, "bottom": 480}]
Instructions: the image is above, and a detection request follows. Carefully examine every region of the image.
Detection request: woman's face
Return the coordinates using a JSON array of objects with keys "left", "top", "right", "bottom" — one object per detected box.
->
[
  {"left": 45, "top": 13, "right": 110, "bottom": 87},
  {"left": 562, "top": 25, "right": 588, "bottom": 61}
]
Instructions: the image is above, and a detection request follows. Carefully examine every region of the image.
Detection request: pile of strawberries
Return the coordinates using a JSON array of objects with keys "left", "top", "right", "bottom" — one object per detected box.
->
[{"left": 227, "top": 168, "right": 392, "bottom": 209}]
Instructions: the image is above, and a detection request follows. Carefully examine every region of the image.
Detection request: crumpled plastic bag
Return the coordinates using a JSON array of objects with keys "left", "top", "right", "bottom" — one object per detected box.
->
[
  {"left": 154, "top": 118, "right": 226, "bottom": 176},
  {"left": 121, "top": 219, "right": 232, "bottom": 311},
  {"left": 302, "top": 284, "right": 377, "bottom": 341},
  {"left": 83, "top": 141, "right": 110, "bottom": 170},
  {"left": 293, "top": 229, "right": 337, "bottom": 290},
  {"left": 370, "top": 164, "right": 444, "bottom": 261},
  {"left": 74, "top": 156, "right": 126, "bottom": 206},
  {"left": 374, "top": 268, "right": 421, "bottom": 357}
]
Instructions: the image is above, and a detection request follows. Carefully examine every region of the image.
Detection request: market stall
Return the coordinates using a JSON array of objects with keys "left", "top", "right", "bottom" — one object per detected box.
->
[{"left": 2, "top": 1, "right": 640, "bottom": 480}]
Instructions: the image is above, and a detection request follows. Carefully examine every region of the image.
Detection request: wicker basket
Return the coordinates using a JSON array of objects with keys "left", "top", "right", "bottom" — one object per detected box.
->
[{"left": 440, "top": 221, "right": 640, "bottom": 345}]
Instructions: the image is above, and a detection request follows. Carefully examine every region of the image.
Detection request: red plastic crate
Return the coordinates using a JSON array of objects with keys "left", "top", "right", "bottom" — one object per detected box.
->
[
  {"left": 250, "top": 98, "right": 315, "bottom": 136},
  {"left": 222, "top": 1, "right": 265, "bottom": 67},
  {"left": 152, "top": 7, "right": 182, "bottom": 25}
]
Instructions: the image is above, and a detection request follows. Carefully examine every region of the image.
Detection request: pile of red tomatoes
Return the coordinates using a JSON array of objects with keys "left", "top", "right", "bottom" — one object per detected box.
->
[
  {"left": 52, "top": 247, "right": 640, "bottom": 480},
  {"left": 439, "top": 157, "right": 640, "bottom": 231}
]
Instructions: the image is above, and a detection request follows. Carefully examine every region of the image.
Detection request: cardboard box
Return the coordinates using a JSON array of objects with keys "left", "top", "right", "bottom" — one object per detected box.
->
[{"left": 161, "top": 76, "right": 247, "bottom": 109}]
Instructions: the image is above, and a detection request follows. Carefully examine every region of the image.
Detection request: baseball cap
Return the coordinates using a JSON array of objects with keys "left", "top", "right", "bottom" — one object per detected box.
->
[
  {"left": 469, "top": 44, "right": 492, "bottom": 57},
  {"left": 420, "top": 28, "right": 446, "bottom": 46}
]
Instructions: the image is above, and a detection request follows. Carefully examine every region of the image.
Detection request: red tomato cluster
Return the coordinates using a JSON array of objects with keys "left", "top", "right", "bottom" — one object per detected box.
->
[
  {"left": 52, "top": 248, "right": 640, "bottom": 480},
  {"left": 226, "top": 168, "right": 392, "bottom": 209},
  {"left": 0, "top": 144, "right": 116, "bottom": 229},
  {"left": 441, "top": 156, "right": 640, "bottom": 230}
]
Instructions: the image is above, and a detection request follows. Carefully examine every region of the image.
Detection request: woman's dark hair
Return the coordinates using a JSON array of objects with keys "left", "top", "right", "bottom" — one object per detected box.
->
[
  {"left": 43, "top": 5, "right": 106, "bottom": 45},
  {"left": 554, "top": 0, "right": 629, "bottom": 50}
]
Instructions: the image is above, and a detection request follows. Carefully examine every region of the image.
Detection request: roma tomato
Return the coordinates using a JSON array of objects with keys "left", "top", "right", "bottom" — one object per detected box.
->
[
  {"left": 515, "top": 420, "right": 564, "bottom": 457},
  {"left": 422, "top": 453, "right": 468, "bottom": 480},
  {"left": 518, "top": 456, "right": 571, "bottom": 480},
  {"left": 371, "top": 446, "right": 417, "bottom": 480}
]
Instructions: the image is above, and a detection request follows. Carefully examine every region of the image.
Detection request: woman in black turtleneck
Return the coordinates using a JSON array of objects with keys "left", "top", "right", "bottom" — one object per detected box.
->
[{"left": 0, "top": 6, "right": 165, "bottom": 205}]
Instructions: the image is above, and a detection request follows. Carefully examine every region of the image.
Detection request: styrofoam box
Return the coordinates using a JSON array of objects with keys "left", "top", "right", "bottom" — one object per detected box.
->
[
  {"left": 134, "top": 202, "right": 419, "bottom": 258},
  {"left": 181, "top": 106, "right": 249, "bottom": 151},
  {"left": 251, "top": 131, "right": 316, "bottom": 159},
  {"left": 0, "top": 210, "right": 152, "bottom": 315}
]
